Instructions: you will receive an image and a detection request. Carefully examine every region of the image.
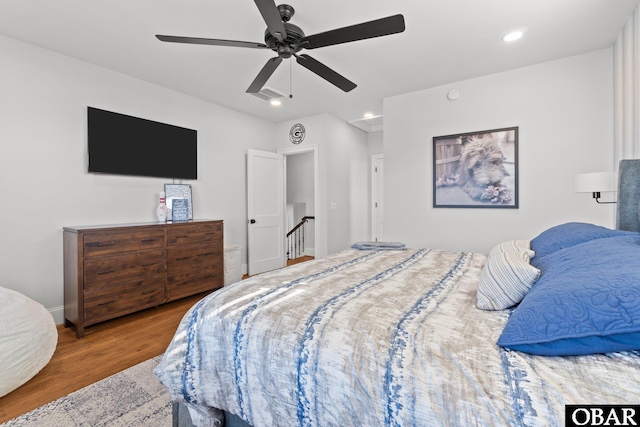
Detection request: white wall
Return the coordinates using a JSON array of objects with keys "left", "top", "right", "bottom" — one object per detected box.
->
[
  {"left": 286, "top": 152, "right": 315, "bottom": 216},
  {"left": 276, "top": 114, "right": 370, "bottom": 256},
  {"left": 326, "top": 114, "right": 370, "bottom": 252},
  {"left": 367, "top": 131, "right": 384, "bottom": 154},
  {"left": 384, "top": 49, "right": 616, "bottom": 254},
  {"left": 0, "top": 35, "right": 276, "bottom": 322}
]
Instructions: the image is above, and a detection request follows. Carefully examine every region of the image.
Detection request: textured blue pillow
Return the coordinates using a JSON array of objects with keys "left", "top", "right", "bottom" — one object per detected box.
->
[
  {"left": 498, "top": 234, "right": 640, "bottom": 356},
  {"left": 530, "top": 222, "right": 635, "bottom": 268}
]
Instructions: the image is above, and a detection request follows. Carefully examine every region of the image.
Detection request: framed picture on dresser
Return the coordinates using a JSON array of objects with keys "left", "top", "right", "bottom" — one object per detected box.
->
[{"left": 165, "top": 184, "right": 193, "bottom": 220}]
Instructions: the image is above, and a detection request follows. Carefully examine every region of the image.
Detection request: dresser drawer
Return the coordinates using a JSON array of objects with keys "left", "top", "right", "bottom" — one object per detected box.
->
[
  {"left": 167, "top": 222, "right": 222, "bottom": 246},
  {"left": 167, "top": 243, "right": 221, "bottom": 273},
  {"left": 84, "top": 277, "right": 164, "bottom": 325},
  {"left": 84, "top": 229, "right": 165, "bottom": 257},
  {"left": 166, "top": 266, "right": 222, "bottom": 301},
  {"left": 84, "top": 249, "right": 165, "bottom": 290}
]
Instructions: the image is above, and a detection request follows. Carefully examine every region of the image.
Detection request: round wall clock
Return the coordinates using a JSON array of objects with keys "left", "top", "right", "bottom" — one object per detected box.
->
[{"left": 289, "top": 123, "right": 306, "bottom": 144}]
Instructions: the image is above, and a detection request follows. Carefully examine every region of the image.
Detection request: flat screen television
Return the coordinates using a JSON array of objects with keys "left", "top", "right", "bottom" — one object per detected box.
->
[{"left": 87, "top": 107, "right": 198, "bottom": 179}]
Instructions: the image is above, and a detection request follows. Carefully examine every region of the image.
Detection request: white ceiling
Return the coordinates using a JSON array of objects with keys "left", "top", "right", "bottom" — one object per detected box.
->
[{"left": 0, "top": 0, "right": 637, "bottom": 126}]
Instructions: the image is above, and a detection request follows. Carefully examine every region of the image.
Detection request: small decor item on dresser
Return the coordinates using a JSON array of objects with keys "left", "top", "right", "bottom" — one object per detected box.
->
[
  {"left": 165, "top": 183, "right": 193, "bottom": 220},
  {"left": 171, "top": 199, "right": 189, "bottom": 222},
  {"left": 156, "top": 191, "right": 168, "bottom": 222}
]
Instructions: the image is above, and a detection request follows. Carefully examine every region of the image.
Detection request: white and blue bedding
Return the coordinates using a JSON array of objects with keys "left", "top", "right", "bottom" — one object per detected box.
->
[{"left": 155, "top": 236, "right": 640, "bottom": 427}]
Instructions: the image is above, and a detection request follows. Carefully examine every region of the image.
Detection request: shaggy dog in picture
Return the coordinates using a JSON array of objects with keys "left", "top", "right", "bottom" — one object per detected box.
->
[{"left": 456, "top": 135, "right": 511, "bottom": 203}]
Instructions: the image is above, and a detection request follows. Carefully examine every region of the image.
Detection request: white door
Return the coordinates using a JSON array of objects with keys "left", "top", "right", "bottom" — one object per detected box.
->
[
  {"left": 247, "top": 149, "right": 285, "bottom": 275},
  {"left": 372, "top": 154, "right": 384, "bottom": 242}
]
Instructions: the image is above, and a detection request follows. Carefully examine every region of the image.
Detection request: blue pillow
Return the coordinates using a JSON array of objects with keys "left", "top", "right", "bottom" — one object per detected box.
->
[
  {"left": 498, "top": 234, "right": 640, "bottom": 356},
  {"left": 529, "top": 222, "right": 635, "bottom": 268}
]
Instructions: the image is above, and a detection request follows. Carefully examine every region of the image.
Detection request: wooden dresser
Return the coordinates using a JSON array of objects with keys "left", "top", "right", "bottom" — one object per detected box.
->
[{"left": 63, "top": 219, "right": 223, "bottom": 338}]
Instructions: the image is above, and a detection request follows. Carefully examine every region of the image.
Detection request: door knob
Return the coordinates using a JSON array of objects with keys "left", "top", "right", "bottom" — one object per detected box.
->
[{"left": 249, "top": 219, "right": 256, "bottom": 224}]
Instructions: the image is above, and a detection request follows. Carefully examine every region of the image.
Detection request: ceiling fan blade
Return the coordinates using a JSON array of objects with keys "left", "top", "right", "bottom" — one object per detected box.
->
[
  {"left": 301, "top": 14, "right": 405, "bottom": 49},
  {"left": 253, "top": 0, "right": 287, "bottom": 43},
  {"left": 246, "top": 57, "right": 283, "bottom": 93},
  {"left": 156, "top": 35, "right": 268, "bottom": 49},
  {"left": 295, "top": 54, "right": 356, "bottom": 92}
]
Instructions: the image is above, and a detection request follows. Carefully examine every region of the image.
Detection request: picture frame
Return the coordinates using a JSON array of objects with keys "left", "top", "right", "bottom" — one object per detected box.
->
[
  {"left": 170, "top": 198, "right": 190, "bottom": 222},
  {"left": 433, "top": 126, "right": 518, "bottom": 208},
  {"left": 164, "top": 183, "right": 193, "bottom": 220}
]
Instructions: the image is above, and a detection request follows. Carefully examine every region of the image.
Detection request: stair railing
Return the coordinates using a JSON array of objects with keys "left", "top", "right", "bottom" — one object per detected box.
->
[{"left": 286, "top": 216, "right": 314, "bottom": 259}]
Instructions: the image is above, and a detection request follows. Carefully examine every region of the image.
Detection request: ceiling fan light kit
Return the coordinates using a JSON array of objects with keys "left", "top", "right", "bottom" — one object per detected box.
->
[{"left": 156, "top": 0, "right": 405, "bottom": 95}]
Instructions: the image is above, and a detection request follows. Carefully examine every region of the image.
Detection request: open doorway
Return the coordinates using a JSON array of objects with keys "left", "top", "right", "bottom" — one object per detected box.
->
[
  {"left": 246, "top": 146, "right": 320, "bottom": 276},
  {"left": 281, "top": 145, "right": 319, "bottom": 263}
]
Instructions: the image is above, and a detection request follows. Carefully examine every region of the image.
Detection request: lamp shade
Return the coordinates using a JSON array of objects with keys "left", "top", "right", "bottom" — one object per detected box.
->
[{"left": 574, "top": 172, "right": 617, "bottom": 193}]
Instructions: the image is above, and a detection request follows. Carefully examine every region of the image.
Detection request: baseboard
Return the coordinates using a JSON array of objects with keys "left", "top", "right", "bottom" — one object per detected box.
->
[{"left": 50, "top": 306, "right": 65, "bottom": 326}]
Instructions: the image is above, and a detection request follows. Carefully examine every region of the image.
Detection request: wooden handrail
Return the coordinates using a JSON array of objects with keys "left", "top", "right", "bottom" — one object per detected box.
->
[{"left": 286, "top": 216, "right": 315, "bottom": 237}]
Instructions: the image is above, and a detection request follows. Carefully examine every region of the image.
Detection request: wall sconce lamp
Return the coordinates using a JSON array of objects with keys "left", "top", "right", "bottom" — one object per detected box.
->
[{"left": 574, "top": 172, "right": 617, "bottom": 204}]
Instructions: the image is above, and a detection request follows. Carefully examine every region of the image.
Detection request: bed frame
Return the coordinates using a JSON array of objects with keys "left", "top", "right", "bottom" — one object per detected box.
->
[{"left": 173, "top": 403, "right": 250, "bottom": 427}]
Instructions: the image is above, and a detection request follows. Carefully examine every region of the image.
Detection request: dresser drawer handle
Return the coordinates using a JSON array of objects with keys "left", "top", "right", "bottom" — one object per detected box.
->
[
  {"left": 197, "top": 252, "right": 216, "bottom": 257},
  {"left": 175, "top": 256, "right": 191, "bottom": 261},
  {"left": 141, "top": 262, "right": 157, "bottom": 267},
  {"left": 175, "top": 235, "right": 189, "bottom": 239},
  {"left": 86, "top": 241, "right": 115, "bottom": 248},
  {"left": 98, "top": 300, "right": 115, "bottom": 306},
  {"left": 202, "top": 274, "right": 216, "bottom": 280},
  {"left": 140, "top": 239, "right": 158, "bottom": 243},
  {"left": 97, "top": 269, "right": 115, "bottom": 275}
]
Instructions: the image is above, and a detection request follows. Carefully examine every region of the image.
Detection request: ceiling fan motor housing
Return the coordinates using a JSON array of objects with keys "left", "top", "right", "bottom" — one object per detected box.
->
[{"left": 264, "top": 22, "right": 305, "bottom": 58}]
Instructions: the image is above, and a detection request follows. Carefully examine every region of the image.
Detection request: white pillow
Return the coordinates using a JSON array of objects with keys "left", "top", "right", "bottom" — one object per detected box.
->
[
  {"left": 477, "top": 251, "right": 540, "bottom": 310},
  {"left": 488, "top": 239, "right": 535, "bottom": 259}
]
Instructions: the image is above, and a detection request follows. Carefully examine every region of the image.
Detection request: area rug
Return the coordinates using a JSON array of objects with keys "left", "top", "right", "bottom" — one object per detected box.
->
[{"left": 0, "top": 355, "right": 171, "bottom": 427}]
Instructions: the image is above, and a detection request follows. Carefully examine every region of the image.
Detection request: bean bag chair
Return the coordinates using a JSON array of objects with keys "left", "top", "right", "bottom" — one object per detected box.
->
[{"left": 0, "top": 286, "right": 57, "bottom": 397}]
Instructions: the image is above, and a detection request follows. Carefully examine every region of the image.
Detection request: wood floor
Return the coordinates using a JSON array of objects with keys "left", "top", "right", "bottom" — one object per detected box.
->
[
  {"left": 286, "top": 255, "right": 314, "bottom": 266},
  {"left": 0, "top": 256, "right": 314, "bottom": 424}
]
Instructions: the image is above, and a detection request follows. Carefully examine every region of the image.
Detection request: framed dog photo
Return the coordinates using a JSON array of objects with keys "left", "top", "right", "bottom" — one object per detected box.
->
[{"left": 433, "top": 126, "right": 518, "bottom": 208}]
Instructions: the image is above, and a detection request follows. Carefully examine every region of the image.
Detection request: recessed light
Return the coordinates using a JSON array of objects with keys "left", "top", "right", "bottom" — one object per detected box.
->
[
  {"left": 270, "top": 99, "right": 282, "bottom": 106},
  {"left": 502, "top": 31, "right": 523, "bottom": 42},
  {"left": 363, "top": 112, "right": 374, "bottom": 118}
]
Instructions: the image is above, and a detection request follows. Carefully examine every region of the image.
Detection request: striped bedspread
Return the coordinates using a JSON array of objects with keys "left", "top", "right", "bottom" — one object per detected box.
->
[{"left": 155, "top": 249, "right": 640, "bottom": 427}]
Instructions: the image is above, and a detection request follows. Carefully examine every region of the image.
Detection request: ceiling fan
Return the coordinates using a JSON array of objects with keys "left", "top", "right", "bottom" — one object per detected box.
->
[{"left": 156, "top": 0, "right": 405, "bottom": 94}]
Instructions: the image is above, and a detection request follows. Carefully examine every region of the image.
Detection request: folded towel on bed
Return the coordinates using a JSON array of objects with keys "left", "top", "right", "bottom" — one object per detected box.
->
[{"left": 351, "top": 241, "right": 406, "bottom": 250}]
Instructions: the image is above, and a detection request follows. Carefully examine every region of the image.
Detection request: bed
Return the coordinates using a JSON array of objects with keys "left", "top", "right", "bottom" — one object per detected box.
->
[{"left": 155, "top": 219, "right": 640, "bottom": 427}]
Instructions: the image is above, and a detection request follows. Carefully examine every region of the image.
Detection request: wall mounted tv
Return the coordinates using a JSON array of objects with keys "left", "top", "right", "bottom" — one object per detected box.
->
[{"left": 87, "top": 107, "right": 197, "bottom": 179}]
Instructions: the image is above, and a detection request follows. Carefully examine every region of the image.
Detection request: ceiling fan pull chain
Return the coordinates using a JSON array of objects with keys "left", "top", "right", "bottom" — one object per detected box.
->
[{"left": 289, "top": 58, "right": 293, "bottom": 98}]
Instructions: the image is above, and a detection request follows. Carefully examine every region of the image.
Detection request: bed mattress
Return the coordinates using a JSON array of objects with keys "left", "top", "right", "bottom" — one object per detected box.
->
[{"left": 155, "top": 248, "right": 640, "bottom": 427}]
